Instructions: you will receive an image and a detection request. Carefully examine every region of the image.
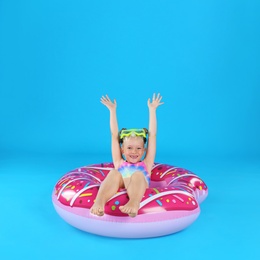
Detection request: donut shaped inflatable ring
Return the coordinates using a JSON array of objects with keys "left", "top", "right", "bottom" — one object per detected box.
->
[{"left": 52, "top": 162, "right": 208, "bottom": 238}]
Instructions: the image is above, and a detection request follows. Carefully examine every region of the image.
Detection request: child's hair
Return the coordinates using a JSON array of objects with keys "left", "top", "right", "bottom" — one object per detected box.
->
[{"left": 119, "top": 128, "right": 148, "bottom": 144}]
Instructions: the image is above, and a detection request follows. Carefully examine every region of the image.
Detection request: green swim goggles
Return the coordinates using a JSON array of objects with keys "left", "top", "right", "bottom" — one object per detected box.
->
[{"left": 119, "top": 128, "right": 148, "bottom": 143}]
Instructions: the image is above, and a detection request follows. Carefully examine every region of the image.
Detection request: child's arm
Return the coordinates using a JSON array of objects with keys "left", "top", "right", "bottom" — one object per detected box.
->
[
  {"left": 100, "top": 95, "right": 122, "bottom": 166},
  {"left": 144, "top": 93, "right": 164, "bottom": 167}
]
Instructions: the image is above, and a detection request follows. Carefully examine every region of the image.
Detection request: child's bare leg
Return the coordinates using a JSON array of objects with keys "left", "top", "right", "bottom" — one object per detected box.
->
[
  {"left": 119, "top": 171, "right": 148, "bottom": 217},
  {"left": 90, "top": 169, "right": 123, "bottom": 216}
]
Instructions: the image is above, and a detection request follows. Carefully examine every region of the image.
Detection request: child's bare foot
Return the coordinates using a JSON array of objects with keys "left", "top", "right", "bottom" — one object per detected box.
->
[
  {"left": 119, "top": 202, "right": 139, "bottom": 218},
  {"left": 90, "top": 202, "right": 105, "bottom": 216}
]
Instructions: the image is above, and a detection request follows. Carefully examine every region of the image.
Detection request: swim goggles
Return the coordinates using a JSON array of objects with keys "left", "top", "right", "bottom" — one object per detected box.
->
[{"left": 119, "top": 128, "right": 147, "bottom": 141}]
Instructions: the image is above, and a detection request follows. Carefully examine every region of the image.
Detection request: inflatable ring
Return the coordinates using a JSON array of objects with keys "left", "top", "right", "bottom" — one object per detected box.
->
[{"left": 52, "top": 162, "right": 208, "bottom": 238}]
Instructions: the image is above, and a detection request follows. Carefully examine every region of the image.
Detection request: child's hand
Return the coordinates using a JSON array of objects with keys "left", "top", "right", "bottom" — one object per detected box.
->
[
  {"left": 147, "top": 93, "right": 164, "bottom": 109},
  {"left": 100, "top": 95, "right": 117, "bottom": 110}
]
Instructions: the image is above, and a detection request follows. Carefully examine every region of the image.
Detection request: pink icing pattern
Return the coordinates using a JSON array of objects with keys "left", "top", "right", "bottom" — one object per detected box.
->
[{"left": 52, "top": 162, "right": 208, "bottom": 238}]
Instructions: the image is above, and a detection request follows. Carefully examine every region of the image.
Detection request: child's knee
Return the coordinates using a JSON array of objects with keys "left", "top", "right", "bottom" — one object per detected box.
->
[
  {"left": 109, "top": 169, "right": 124, "bottom": 186},
  {"left": 132, "top": 171, "right": 143, "bottom": 179},
  {"left": 108, "top": 169, "right": 119, "bottom": 177},
  {"left": 132, "top": 171, "right": 147, "bottom": 184}
]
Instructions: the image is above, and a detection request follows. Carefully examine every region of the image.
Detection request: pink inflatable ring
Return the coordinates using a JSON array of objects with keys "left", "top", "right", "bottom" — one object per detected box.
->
[{"left": 52, "top": 162, "right": 208, "bottom": 238}]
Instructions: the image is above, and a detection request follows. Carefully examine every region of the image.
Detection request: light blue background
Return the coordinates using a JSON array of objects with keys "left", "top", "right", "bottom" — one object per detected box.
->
[
  {"left": 0, "top": 1, "right": 259, "bottom": 260},
  {"left": 1, "top": 0, "right": 259, "bottom": 158}
]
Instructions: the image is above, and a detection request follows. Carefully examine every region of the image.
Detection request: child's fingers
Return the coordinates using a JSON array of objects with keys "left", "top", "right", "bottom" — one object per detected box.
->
[
  {"left": 158, "top": 95, "right": 163, "bottom": 102},
  {"left": 105, "top": 95, "right": 111, "bottom": 102},
  {"left": 151, "top": 93, "right": 162, "bottom": 102},
  {"left": 101, "top": 95, "right": 107, "bottom": 101},
  {"left": 101, "top": 95, "right": 112, "bottom": 103}
]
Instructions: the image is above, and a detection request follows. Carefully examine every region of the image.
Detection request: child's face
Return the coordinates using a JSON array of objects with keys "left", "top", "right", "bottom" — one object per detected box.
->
[{"left": 121, "top": 137, "right": 146, "bottom": 163}]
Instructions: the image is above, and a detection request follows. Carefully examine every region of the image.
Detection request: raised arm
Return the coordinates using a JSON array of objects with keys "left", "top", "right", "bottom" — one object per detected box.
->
[
  {"left": 100, "top": 95, "right": 122, "bottom": 166},
  {"left": 144, "top": 93, "right": 164, "bottom": 167}
]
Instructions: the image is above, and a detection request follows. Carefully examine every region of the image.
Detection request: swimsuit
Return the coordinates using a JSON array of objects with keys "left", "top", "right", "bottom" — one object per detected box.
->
[{"left": 118, "top": 161, "right": 150, "bottom": 184}]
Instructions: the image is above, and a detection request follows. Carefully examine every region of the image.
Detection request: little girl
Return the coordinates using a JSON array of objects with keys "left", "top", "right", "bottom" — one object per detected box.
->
[{"left": 90, "top": 93, "right": 164, "bottom": 217}]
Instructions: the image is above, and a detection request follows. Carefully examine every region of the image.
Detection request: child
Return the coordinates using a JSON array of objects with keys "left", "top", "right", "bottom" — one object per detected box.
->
[{"left": 90, "top": 93, "right": 164, "bottom": 217}]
